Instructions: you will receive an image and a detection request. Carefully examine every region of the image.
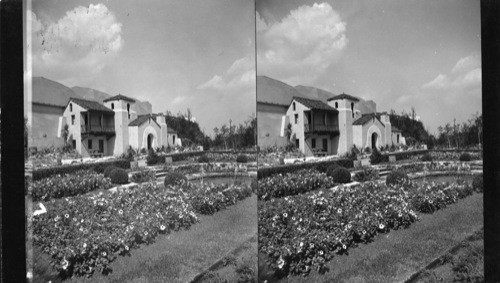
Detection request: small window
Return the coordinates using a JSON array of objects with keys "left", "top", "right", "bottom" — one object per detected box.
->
[
  {"left": 72, "top": 140, "right": 76, "bottom": 149},
  {"left": 173, "top": 135, "right": 176, "bottom": 144},
  {"left": 111, "top": 103, "right": 114, "bottom": 110},
  {"left": 351, "top": 102, "right": 355, "bottom": 118},
  {"left": 294, "top": 114, "right": 299, "bottom": 124},
  {"left": 312, "top": 138, "right": 316, "bottom": 148},
  {"left": 71, "top": 115, "right": 75, "bottom": 125},
  {"left": 128, "top": 114, "right": 131, "bottom": 119},
  {"left": 397, "top": 134, "right": 400, "bottom": 144},
  {"left": 70, "top": 103, "right": 73, "bottom": 112},
  {"left": 335, "top": 102, "right": 338, "bottom": 108},
  {"left": 127, "top": 103, "right": 130, "bottom": 114},
  {"left": 88, "top": 139, "right": 92, "bottom": 149},
  {"left": 293, "top": 102, "right": 296, "bottom": 111},
  {"left": 295, "top": 138, "right": 299, "bottom": 148},
  {"left": 324, "top": 114, "right": 327, "bottom": 125}
]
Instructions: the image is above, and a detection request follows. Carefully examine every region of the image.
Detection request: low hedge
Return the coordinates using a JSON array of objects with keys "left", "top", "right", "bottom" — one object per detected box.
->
[
  {"left": 32, "top": 159, "right": 130, "bottom": 181},
  {"left": 257, "top": 158, "right": 354, "bottom": 179},
  {"left": 459, "top": 153, "right": 472, "bottom": 162},
  {"left": 383, "top": 149, "right": 429, "bottom": 162},
  {"left": 236, "top": 154, "right": 248, "bottom": 163},
  {"left": 198, "top": 155, "right": 210, "bottom": 163},
  {"left": 103, "top": 166, "right": 118, "bottom": 178},
  {"left": 386, "top": 170, "right": 410, "bottom": 186},
  {"left": 109, "top": 168, "right": 129, "bottom": 185},
  {"left": 164, "top": 172, "right": 188, "bottom": 187},
  {"left": 329, "top": 167, "right": 351, "bottom": 183}
]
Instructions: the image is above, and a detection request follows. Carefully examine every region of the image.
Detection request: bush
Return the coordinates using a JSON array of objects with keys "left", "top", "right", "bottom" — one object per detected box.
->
[
  {"left": 472, "top": 174, "right": 483, "bottom": 193},
  {"left": 164, "top": 172, "right": 188, "bottom": 187},
  {"left": 130, "top": 168, "right": 156, "bottom": 183},
  {"left": 325, "top": 164, "right": 340, "bottom": 177},
  {"left": 364, "top": 147, "right": 372, "bottom": 154},
  {"left": 109, "top": 168, "right": 129, "bottom": 184},
  {"left": 198, "top": 155, "right": 210, "bottom": 163},
  {"left": 236, "top": 154, "right": 248, "bottom": 163},
  {"left": 146, "top": 148, "right": 165, "bottom": 166},
  {"left": 257, "top": 158, "right": 354, "bottom": 179},
  {"left": 330, "top": 167, "right": 351, "bottom": 184},
  {"left": 353, "top": 167, "right": 379, "bottom": 182},
  {"left": 459, "top": 153, "right": 472, "bottom": 162},
  {"left": 32, "top": 159, "right": 131, "bottom": 181},
  {"left": 104, "top": 166, "right": 118, "bottom": 178},
  {"left": 386, "top": 170, "right": 409, "bottom": 186},
  {"left": 250, "top": 178, "right": 258, "bottom": 194},
  {"left": 421, "top": 153, "right": 433, "bottom": 162},
  {"left": 370, "top": 148, "right": 385, "bottom": 164}
]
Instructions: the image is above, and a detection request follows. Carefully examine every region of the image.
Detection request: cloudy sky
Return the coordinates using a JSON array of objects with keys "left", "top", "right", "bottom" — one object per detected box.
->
[
  {"left": 28, "top": 0, "right": 255, "bottom": 135},
  {"left": 256, "top": 0, "right": 481, "bottom": 134}
]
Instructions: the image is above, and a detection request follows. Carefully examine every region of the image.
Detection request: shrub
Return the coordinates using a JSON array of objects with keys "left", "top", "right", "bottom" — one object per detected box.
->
[
  {"left": 364, "top": 147, "right": 372, "bottom": 154},
  {"left": 459, "top": 153, "right": 472, "bottom": 162},
  {"left": 146, "top": 148, "right": 165, "bottom": 166},
  {"left": 130, "top": 168, "right": 156, "bottom": 183},
  {"left": 370, "top": 148, "right": 385, "bottom": 164},
  {"left": 330, "top": 167, "right": 351, "bottom": 183},
  {"left": 353, "top": 167, "right": 379, "bottom": 182},
  {"left": 109, "top": 168, "right": 129, "bottom": 184},
  {"left": 250, "top": 178, "right": 258, "bottom": 194},
  {"left": 236, "top": 154, "right": 248, "bottom": 163},
  {"left": 472, "top": 174, "right": 483, "bottom": 193},
  {"left": 386, "top": 170, "right": 409, "bottom": 186},
  {"left": 104, "top": 166, "right": 118, "bottom": 178},
  {"left": 421, "top": 153, "right": 433, "bottom": 162},
  {"left": 257, "top": 158, "right": 354, "bottom": 179},
  {"left": 32, "top": 159, "right": 130, "bottom": 181},
  {"left": 164, "top": 172, "right": 188, "bottom": 187},
  {"left": 198, "top": 155, "right": 210, "bottom": 163},
  {"left": 325, "top": 164, "right": 340, "bottom": 177}
]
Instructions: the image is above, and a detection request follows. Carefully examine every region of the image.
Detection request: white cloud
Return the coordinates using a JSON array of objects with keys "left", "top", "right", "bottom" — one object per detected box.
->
[
  {"left": 422, "top": 54, "right": 481, "bottom": 90},
  {"left": 30, "top": 4, "right": 123, "bottom": 85},
  {"left": 197, "top": 54, "right": 255, "bottom": 91},
  {"left": 257, "top": 3, "right": 347, "bottom": 85}
]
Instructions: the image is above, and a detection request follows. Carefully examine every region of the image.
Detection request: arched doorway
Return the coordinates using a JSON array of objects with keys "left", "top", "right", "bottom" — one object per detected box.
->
[
  {"left": 371, "top": 132, "right": 378, "bottom": 150},
  {"left": 147, "top": 134, "right": 154, "bottom": 150}
]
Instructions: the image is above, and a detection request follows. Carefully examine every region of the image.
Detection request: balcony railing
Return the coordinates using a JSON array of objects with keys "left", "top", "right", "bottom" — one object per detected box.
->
[
  {"left": 81, "top": 124, "right": 115, "bottom": 134},
  {"left": 304, "top": 123, "right": 339, "bottom": 133}
]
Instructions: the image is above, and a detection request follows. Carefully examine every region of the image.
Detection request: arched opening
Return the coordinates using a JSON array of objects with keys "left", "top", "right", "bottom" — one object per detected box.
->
[
  {"left": 335, "top": 102, "right": 338, "bottom": 108},
  {"left": 371, "top": 132, "right": 378, "bottom": 149},
  {"left": 397, "top": 134, "right": 400, "bottom": 144},
  {"left": 70, "top": 103, "right": 73, "bottom": 112},
  {"left": 351, "top": 102, "right": 355, "bottom": 118},
  {"left": 147, "top": 133, "right": 154, "bottom": 150},
  {"left": 111, "top": 103, "right": 114, "bottom": 110}
]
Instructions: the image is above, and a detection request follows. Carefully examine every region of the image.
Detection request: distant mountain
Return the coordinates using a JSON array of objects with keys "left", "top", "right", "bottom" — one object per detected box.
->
[
  {"left": 32, "top": 77, "right": 80, "bottom": 107},
  {"left": 257, "top": 76, "right": 304, "bottom": 106},
  {"left": 71, "top": 86, "right": 152, "bottom": 115}
]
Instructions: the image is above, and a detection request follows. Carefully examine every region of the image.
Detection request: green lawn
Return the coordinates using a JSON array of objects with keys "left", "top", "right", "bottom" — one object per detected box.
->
[{"left": 260, "top": 192, "right": 483, "bottom": 283}]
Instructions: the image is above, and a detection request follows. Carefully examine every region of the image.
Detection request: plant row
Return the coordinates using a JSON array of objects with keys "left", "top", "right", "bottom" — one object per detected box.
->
[
  {"left": 257, "top": 159, "right": 353, "bottom": 179},
  {"left": 258, "top": 179, "right": 478, "bottom": 276},
  {"left": 32, "top": 159, "right": 130, "bottom": 181},
  {"left": 33, "top": 181, "right": 253, "bottom": 278}
]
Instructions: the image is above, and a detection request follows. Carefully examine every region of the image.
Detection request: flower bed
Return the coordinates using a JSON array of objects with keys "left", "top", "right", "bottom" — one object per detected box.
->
[
  {"left": 30, "top": 170, "right": 112, "bottom": 201},
  {"left": 428, "top": 151, "right": 482, "bottom": 161},
  {"left": 258, "top": 169, "right": 336, "bottom": 201},
  {"left": 257, "top": 159, "right": 354, "bottom": 179},
  {"left": 32, "top": 159, "right": 130, "bottom": 181},
  {"left": 33, "top": 181, "right": 253, "bottom": 278},
  {"left": 258, "top": 179, "right": 477, "bottom": 276}
]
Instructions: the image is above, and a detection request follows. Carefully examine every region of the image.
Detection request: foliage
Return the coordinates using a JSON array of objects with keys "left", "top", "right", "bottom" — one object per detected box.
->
[
  {"left": 329, "top": 167, "right": 351, "bottom": 184},
  {"left": 164, "top": 111, "right": 207, "bottom": 146},
  {"left": 472, "top": 174, "right": 483, "bottom": 193},
  {"left": 386, "top": 170, "right": 409, "bottom": 186},
  {"left": 258, "top": 178, "right": 477, "bottom": 276},
  {"left": 369, "top": 148, "right": 385, "bottom": 164},
  {"left": 130, "top": 168, "right": 156, "bottom": 184},
  {"left": 146, "top": 148, "right": 163, "bottom": 166},
  {"left": 103, "top": 166, "right": 118, "bottom": 179},
  {"left": 353, "top": 167, "right": 379, "bottom": 182},
  {"left": 364, "top": 147, "right": 371, "bottom": 154},
  {"left": 435, "top": 112, "right": 482, "bottom": 149},
  {"left": 257, "top": 159, "right": 354, "bottom": 179},
  {"left": 236, "top": 154, "right": 248, "bottom": 163},
  {"left": 188, "top": 183, "right": 252, "bottom": 215},
  {"left": 325, "top": 164, "right": 340, "bottom": 177},
  {"left": 198, "top": 154, "right": 210, "bottom": 163},
  {"left": 109, "top": 168, "right": 129, "bottom": 185},
  {"left": 421, "top": 153, "right": 433, "bottom": 162},
  {"left": 33, "top": 159, "right": 131, "bottom": 181},
  {"left": 164, "top": 172, "right": 188, "bottom": 187},
  {"left": 30, "top": 170, "right": 112, "bottom": 201},
  {"left": 258, "top": 169, "right": 336, "bottom": 201},
  {"left": 459, "top": 153, "right": 472, "bottom": 162},
  {"left": 212, "top": 115, "right": 257, "bottom": 150},
  {"left": 388, "top": 108, "right": 430, "bottom": 144}
]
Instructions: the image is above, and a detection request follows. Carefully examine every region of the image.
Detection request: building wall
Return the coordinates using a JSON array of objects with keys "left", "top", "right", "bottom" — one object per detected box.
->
[
  {"left": 129, "top": 126, "right": 139, "bottom": 150},
  {"left": 79, "top": 135, "right": 109, "bottom": 158},
  {"left": 286, "top": 100, "right": 309, "bottom": 153},
  {"left": 167, "top": 133, "right": 177, "bottom": 147},
  {"left": 135, "top": 120, "right": 161, "bottom": 150},
  {"left": 104, "top": 99, "right": 132, "bottom": 156},
  {"left": 155, "top": 115, "right": 168, "bottom": 147},
  {"left": 304, "top": 134, "right": 337, "bottom": 156},
  {"left": 327, "top": 99, "right": 354, "bottom": 155},
  {"left": 257, "top": 103, "right": 288, "bottom": 148},
  {"left": 361, "top": 119, "right": 385, "bottom": 150},
  {"left": 31, "top": 103, "right": 65, "bottom": 149},
  {"left": 63, "top": 102, "right": 86, "bottom": 155},
  {"left": 353, "top": 125, "right": 363, "bottom": 150}
]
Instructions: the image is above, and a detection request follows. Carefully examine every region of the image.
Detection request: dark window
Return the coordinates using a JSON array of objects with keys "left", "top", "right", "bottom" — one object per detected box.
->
[
  {"left": 173, "top": 135, "right": 176, "bottom": 144},
  {"left": 98, "top": 140, "right": 104, "bottom": 152},
  {"left": 397, "top": 134, "right": 400, "bottom": 144},
  {"left": 88, "top": 139, "right": 92, "bottom": 149},
  {"left": 335, "top": 102, "right": 338, "bottom": 108},
  {"left": 295, "top": 138, "right": 299, "bottom": 148},
  {"left": 324, "top": 114, "right": 327, "bottom": 125},
  {"left": 312, "top": 138, "right": 316, "bottom": 148},
  {"left": 128, "top": 114, "right": 131, "bottom": 119},
  {"left": 293, "top": 102, "right": 296, "bottom": 111},
  {"left": 294, "top": 114, "right": 298, "bottom": 124},
  {"left": 322, "top": 138, "right": 328, "bottom": 151},
  {"left": 71, "top": 115, "right": 75, "bottom": 125},
  {"left": 111, "top": 103, "right": 114, "bottom": 110},
  {"left": 70, "top": 103, "right": 72, "bottom": 112},
  {"left": 351, "top": 102, "right": 355, "bottom": 118},
  {"left": 72, "top": 140, "right": 76, "bottom": 149}
]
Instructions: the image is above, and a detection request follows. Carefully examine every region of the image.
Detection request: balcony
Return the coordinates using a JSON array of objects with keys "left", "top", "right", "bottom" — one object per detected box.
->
[
  {"left": 81, "top": 124, "right": 115, "bottom": 138},
  {"left": 304, "top": 123, "right": 339, "bottom": 135}
]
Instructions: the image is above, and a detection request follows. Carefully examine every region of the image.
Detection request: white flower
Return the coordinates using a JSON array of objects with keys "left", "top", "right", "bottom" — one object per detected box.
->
[
  {"left": 64, "top": 214, "right": 69, "bottom": 218},
  {"left": 337, "top": 208, "right": 342, "bottom": 213},
  {"left": 379, "top": 224, "right": 385, "bottom": 229},
  {"left": 61, "top": 258, "right": 69, "bottom": 270},
  {"left": 283, "top": 213, "right": 288, "bottom": 218},
  {"left": 118, "top": 209, "right": 123, "bottom": 215},
  {"left": 319, "top": 250, "right": 324, "bottom": 255},
  {"left": 299, "top": 242, "right": 304, "bottom": 247},
  {"left": 277, "top": 256, "right": 285, "bottom": 269},
  {"left": 83, "top": 243, "right": 87, "bottom": 248},
  {"left": 160, "top": 225, "right": 166, "bottom": 231},
  {"left": 102, "top": 251, "right": 107, "bottom": 256},
  {"left": 342, "top": 244, "right": 347, "bottom": 250}
]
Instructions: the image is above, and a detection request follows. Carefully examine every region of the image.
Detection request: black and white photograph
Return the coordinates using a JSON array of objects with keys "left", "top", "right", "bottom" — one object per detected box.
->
[
  {"left": 256, "top": 1, "right": 483, "bottom": 282},
  {"left": 24, "top": 0, "right": 257, "bottom": 282}
]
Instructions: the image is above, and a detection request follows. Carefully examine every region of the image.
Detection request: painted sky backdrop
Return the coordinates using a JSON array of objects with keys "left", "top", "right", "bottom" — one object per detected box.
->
[
  {"left": 256, "top": 0, "right": 481, "bottom": 134},
  {"left": 29, "top": 0, "right": 256, "bottom": 135}
]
